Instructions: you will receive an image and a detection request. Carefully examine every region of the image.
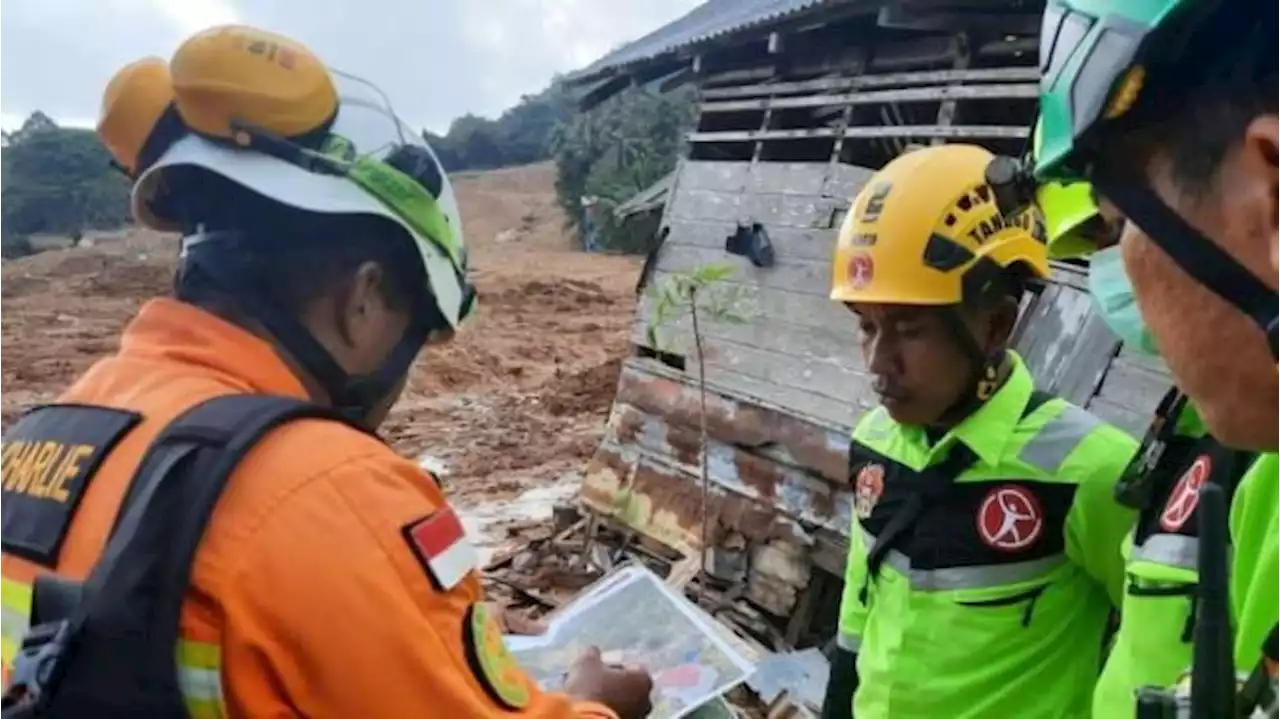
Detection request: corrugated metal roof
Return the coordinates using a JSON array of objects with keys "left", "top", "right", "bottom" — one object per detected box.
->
[{"left": 574, "top": 0, "right": 846, "bottom": 80}]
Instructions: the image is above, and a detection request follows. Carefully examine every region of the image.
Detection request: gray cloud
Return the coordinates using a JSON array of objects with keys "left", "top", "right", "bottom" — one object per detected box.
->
[{"left": 1, "top": 0, "right": 698, "bottom": 132}]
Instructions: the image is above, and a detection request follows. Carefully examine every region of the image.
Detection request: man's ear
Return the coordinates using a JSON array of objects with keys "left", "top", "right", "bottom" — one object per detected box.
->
[
  {"left": 1242, "top": 115, "right": 1279, "bottom": 274},
  {"left": 337, "top": 261, "right": 386, "bottom": 346},
  {"left": 985, "top": 296, "right": 1021, "bottom": 352}
]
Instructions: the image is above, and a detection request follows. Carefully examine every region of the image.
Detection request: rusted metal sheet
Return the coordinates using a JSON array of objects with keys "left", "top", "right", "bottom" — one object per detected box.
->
[
  {"left": 607, "top": 400, "right": 850, "bottom": 534},
  {"left": 613, "top": 363, "right": 850, "bottom": 483},
  {"left": 580, "top": 436, "right": 788, "bottom": 551},
  {"left": 579, "top": 362, "right": 854, "bottom": 617}
]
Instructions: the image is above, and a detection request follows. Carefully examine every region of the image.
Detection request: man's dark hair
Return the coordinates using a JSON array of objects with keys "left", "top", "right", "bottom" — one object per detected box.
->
[
  {"left": 962, "top": 262, "right": 1031, "bottom": 317},
  {"left": 161, "top": 167, "right": 425, "bottom": 317},
  {"left": 1096, "top": 12, "right": 1277, "bottom": 197}
]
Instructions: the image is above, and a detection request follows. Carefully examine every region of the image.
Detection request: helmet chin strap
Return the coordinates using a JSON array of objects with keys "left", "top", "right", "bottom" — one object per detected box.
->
[
  {"left": 936, "top": 306, "right": 1004, "bottom": 427},
  {"left": 181, "top": 230, "right": 441, "bottom": 423},
  {"left": 1092, "top": 172, "right": 1279, "bottom": 360}
]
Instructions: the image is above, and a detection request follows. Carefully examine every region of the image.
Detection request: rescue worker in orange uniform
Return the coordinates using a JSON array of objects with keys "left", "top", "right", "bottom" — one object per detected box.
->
[{"left": 0, "top": 25, "right": 653, "bottom": 719}]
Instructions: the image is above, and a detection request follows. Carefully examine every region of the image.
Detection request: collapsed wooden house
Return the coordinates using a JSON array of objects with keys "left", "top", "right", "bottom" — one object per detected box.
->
[{"left": 563, "top": 0, "right": 1173, "bottom": 648}]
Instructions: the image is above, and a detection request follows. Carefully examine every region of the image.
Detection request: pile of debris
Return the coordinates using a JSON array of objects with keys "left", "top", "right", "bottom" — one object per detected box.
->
[{"left": 481, "top": 502, "right": 832, "bottom": 718}]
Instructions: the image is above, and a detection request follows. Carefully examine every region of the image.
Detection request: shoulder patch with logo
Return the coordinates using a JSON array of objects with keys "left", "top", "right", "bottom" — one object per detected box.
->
[
  {"left": 1, "top": 404, "right": 141, "bottom": 566},
  {"left": 464, "top": 602, "right": 533, "bottom": 710},
  {"left": 854, "top": 463, "right": 885, "bottom": 519},
  {"left": 976, "top": 484, "right": 1045, "bottom": 552},
  {"left": 1160, "top": 454, "right": 1211, "bottom": 532},
  {"left": 403, "top": 505, "right": 479, "bottom": 591}
]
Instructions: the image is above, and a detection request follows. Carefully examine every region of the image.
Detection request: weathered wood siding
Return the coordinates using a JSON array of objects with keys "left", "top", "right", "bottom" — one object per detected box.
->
[
  {"left": 636, "top": 158, "right": 1173, "bottom": 436},
  {"left": 635, "top": 160, "right": 876, "bottom": 429},
  {"left": 586, "top": 157, "right": 1174, "bottom": 616}
]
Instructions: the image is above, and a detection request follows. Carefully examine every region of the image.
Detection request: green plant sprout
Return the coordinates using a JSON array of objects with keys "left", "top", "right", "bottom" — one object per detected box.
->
[{"left": 643, "top": 262, "right": 755, "bottom": 578}]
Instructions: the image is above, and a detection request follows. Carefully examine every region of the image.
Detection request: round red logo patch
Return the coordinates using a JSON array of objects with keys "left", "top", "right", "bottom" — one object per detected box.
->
[
  {"left": 854, "top": 463, "right": 885, "bottom": 519},
  {"left": 976, "top": 485, "right": 1044, "bottom": 552},
  {"left": 847, "top": 254, "right": 874, "bottom": 290},
  {"left": 1160, "top": 454, "right": 1212, "bottom": 532}
]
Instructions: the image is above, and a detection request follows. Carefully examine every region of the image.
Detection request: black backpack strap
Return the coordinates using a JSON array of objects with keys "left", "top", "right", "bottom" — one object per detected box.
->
[
  {"left": 856, "top": 387, "right": 1046, "bottom": 606},
  {"left": 4, "top": 394, "right": 361, "bottom": 718},
  {"left": 27, "top": 577, "right": 83, "bottom": 629},
  {"left": 859, "top": 442, "right": 980, "bottom": 605}
]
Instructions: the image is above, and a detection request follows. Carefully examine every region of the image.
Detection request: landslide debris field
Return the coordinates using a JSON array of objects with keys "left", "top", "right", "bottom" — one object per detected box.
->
[{"left": 0, "top": 162, "right": 642, "bottom": 505}]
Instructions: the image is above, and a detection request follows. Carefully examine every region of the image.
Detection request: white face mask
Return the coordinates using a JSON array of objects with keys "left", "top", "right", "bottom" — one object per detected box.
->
[{"left": 1087, "top": 246, "right": 1161, "bottom": 356}]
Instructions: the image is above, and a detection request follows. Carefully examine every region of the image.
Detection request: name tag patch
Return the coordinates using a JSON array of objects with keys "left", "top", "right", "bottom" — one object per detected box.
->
[{"left": 2, "top": 404, "right": 141, "bottom": 566}]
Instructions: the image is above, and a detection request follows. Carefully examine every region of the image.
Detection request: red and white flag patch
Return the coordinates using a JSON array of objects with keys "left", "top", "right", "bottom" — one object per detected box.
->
[{"left": 404, "top": 506, "right": 479, "bottom": 591}]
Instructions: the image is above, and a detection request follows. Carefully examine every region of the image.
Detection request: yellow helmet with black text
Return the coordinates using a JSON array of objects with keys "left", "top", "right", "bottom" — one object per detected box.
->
[{"left": 830, "top": 144, "right": 1050, "bottom": 306}]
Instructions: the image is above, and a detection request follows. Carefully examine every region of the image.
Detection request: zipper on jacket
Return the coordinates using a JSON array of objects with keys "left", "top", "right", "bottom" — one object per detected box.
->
[
  {"left": 1127, "top": 580, "right": 1198, "bottom": 642},
  {"left": 1126, "top": 581, "right": 1196, "bottom": 598},
  {"left": 955, "top": 585, "right": 1047, "bottom": 628}
]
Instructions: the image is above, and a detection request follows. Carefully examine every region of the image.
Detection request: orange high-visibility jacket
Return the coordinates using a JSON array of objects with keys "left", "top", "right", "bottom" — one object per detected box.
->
[{"left": 0, "top": 298, "right": 615, "bottom": 719}]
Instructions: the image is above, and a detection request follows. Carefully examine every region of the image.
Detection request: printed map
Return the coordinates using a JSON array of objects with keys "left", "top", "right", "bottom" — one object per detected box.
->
[{"left": 507, "top": 565, "right": 755, "bottom": 718}]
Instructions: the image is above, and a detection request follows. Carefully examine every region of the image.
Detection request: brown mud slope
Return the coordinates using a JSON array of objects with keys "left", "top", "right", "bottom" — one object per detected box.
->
[{"left": 1, "top": 162, "right": 641, "bottom": 503}]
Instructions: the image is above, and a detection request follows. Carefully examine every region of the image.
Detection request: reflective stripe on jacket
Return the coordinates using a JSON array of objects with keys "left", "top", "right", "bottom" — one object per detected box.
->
[{"left": 837, "top": 352, "right": 1137, "bottom": 718}]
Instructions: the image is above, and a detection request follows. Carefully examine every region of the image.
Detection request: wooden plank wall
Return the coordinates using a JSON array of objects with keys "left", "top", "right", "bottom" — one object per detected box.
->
[
  {"left": 634, "top": 159, "right": 1175, "bottom": 437},
  {"left": 634, "top": 160, "right": 876, "bottom": 430}
]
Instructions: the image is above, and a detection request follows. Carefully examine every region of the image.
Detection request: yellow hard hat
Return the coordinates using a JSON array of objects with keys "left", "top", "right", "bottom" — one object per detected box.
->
[
  {"left": 830, "top": 144, "right": 1050, "bottom": 306},
  {"left": 97, "top": 57, "right": 180, "bottom": 177},
  {"left": 1038, "top": 180, "right": 1102, "bottom": 259},
  {"left": 170, "top": 25, "right": 338, "bottom": 145},
  {"left": 1032, "top": 119, "right": 1103, "bottom": 260}
]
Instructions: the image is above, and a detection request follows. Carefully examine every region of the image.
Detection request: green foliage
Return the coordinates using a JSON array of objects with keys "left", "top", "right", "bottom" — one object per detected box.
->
[
  {"left": 420, "top": 81, "right": 695, "bottom": 255},
  {"left": 1, "top": 112, "right": 131, "bottom": 257},
  {"left": 644, "top": 263, "right": 754, "bottom": 354},
  {"left": 552, "top": 86, "right": 696, "bottom": 254},
  {"left": 423, "top": 82, "right": 577, "bottom": 172},
  {"left": 643, "top": 262, "right": 755, "bottom": 575}
]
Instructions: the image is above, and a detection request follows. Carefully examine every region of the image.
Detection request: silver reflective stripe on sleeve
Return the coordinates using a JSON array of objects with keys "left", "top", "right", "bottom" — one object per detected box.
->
[
  {"left": 1130, "top": 533, "right": 1199, "bottom": 571},
  {"left": 1018, "top": 404, "right": 1101, "bottom": 475},
  {"left": 838, "top": 630, "right": 862, "bottom": 652},
  {"left": 861, "top": 528, "right": 1066, "bottom": 591}
]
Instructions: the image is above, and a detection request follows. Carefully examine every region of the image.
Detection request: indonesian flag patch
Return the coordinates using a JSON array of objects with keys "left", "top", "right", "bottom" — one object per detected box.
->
[{"left": 403, "top": 505, "right": 479, "bottom": 591}]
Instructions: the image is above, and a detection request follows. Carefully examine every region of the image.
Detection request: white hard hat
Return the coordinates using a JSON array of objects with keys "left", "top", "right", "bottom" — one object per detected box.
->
[{"left": 133, "top": 71, "right": 471, "bottom": 330}]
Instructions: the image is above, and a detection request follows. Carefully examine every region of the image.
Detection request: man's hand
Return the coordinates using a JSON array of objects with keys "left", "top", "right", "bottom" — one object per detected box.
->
[{"left": 564, "top": 646, "right": 654, "bottom": 719}]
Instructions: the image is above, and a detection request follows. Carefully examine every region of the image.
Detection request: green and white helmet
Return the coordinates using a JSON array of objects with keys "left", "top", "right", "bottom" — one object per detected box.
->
[
  {"left": 1034, "top": 0, "right": 1223, "bottom": 179},
  {"left": 1034, "top": 0, "right": 1277, "bottom": 356}
]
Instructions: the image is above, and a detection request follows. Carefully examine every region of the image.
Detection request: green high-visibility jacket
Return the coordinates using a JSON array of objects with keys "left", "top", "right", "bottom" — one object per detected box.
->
[
  {"left": 1228, "top": 453, "right": 1279, "bottom": 684},
  {"left": 837, "top": 353, "right": 1137, "bottom": 718},
  {"left": 1093, "top": 397, "right": 1257, "bottom": 718}
]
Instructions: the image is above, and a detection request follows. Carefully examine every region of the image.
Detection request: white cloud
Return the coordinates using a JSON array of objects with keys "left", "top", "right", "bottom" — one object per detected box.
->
[
  {"left": 146, "top": 0, "right": 242, "bottom": 37},
  {"left": 1, "top": 0, "right": 702, "bottom": 135}
]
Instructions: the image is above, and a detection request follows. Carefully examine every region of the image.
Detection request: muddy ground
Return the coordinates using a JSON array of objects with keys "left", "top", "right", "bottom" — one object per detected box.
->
[{"left": 0, "top": 162, "right": 642, "bottom": 506}]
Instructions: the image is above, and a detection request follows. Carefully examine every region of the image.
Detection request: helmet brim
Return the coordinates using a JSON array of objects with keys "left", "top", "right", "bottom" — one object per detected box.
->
[{"left": 134, "top": 133, "right": 467, "bottom": 329}]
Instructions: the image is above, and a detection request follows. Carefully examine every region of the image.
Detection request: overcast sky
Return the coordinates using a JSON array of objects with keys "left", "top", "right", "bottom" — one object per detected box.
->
[{"left": 1, "top": 0, "right": 699, "bottom": 134}]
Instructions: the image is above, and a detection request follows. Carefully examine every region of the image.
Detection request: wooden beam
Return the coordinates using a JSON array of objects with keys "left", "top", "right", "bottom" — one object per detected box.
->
[
  {"left": 689, "top": 128, "right": 842, "bottom": 143},
  {"left": 688, "top": 124, "right": 1029, "bottom": 144},
  {"left": 699, "top": 82, "right": 1038, "bottom": 113},
  {"left": 768, "top": 31, "right": 785, "bottom": 55},
  {"left": 877, "top": 4, "right": 1040, "bottom": 35},
  {"left": 841, "top": 124, "right": 1029, "bottom": 139},
  {"left": 700, "top": 65, "right": 777, "bottom": 88},
  {"left": 931, "top": 34, "right": 970, "bottom": 147},
  {"left": 659, "top": 67, "right": 697, "bottom": 94},
  {"left": 978, "top": 37, "right": 1040, "bottom": 58},
  {"left": 700, "top": 66, "right": 1041, "bottom": 100}
]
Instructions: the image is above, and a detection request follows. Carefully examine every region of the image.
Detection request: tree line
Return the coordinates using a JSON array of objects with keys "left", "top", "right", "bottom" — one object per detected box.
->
[
  {"left": 428, "top": 80, "right": 695, "bottom": 253},
  {"left": 1, "top": 112, "right": 132, "bottom": 259}
]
